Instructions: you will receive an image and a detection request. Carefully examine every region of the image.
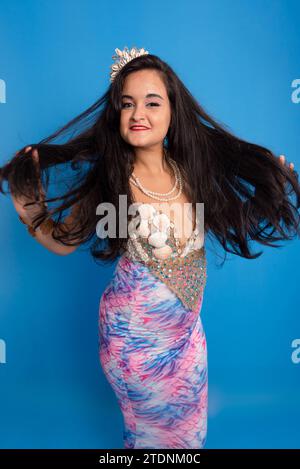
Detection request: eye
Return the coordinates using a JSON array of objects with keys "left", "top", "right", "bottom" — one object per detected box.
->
[{"left": 121, "top": 102, "right": 160, "bottom": 108}]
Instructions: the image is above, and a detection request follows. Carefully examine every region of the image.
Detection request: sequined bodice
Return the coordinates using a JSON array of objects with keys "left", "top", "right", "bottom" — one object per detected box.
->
[{"left": 123, "top": 203, "right": 207, "bottom": 312}]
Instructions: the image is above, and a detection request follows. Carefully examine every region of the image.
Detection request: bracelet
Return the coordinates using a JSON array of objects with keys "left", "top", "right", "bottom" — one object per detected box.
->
[{"left": 18, "top": 214, "right": 55, "bottom": 237}]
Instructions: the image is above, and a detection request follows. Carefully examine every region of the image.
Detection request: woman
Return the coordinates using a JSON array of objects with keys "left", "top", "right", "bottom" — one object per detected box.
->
[{"left": 0, "top": 46, "right": 299, "bottom": 449}]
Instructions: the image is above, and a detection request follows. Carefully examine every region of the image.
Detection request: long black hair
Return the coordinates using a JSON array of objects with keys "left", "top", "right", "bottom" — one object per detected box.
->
[{"left": 1, "top": 53, "right": 300, "bottom": 265}]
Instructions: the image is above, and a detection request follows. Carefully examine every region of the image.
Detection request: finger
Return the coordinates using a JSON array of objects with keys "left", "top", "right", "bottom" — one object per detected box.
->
[
  {"left": 32, "top": 149, "right": 39, "bottom": 160},
  {"left": 290, "top": 162, "right": 294, "bottom": 172},
  {"left": 31, "top": 151, "right": 40, "bottom": 173},
  {"left": 30, "top": 149, "right": 45, "bottom": 200},
  {"left": 15, "top": 146, "right": 31, "bottom": 157},
  {"left": 31, "top": 149, "right": 40, "bottom": 173},
  {"left": 279, "top": 154, "right": 285, "bottom": 165}
]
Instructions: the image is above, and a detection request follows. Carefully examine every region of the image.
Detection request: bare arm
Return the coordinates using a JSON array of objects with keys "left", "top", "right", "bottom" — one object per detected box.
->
[{"left": 11, "top": 146, "right": 80, "bottom": 256}]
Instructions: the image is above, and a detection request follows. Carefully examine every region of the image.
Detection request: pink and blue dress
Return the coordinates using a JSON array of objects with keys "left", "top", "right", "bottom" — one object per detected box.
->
[{"left": 98, "top": 202, "right": 208, "bottom": 449}]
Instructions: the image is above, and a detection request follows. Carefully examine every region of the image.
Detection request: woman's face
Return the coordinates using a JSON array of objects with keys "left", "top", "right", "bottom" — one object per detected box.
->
[{"left": 119, "top": 69, "right": 171, "bottom": 150}]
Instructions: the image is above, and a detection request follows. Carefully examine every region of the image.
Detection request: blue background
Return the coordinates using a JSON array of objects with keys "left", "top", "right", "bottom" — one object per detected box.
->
[{"left": 0, "top": 0, "right": 299, "bottom": 449}]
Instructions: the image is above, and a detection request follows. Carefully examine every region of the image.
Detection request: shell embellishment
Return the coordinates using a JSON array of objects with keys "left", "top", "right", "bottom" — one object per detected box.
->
[
  {"left": 110, "top": 46, "right": 149, "bottom": 83},
  {"left": 148, "top": 231, "right": 168, "bottom": 248},
  {"left": 138, "top": 203, "right": 156, "bottom": 220},
  {"left": 152, "top": 213, "right": 170, "bottom": 231},
  {"left": 135, "top": 219, "right": 151, "bottom": 238},
  {"left": 132, "top": 203, "right": 173, "bottom": 259},
  {"left": 193, "top": 231, "right": 205, "bottom": 250},
  {"left": 152, "top": 245, "right": 173, "bottom": 259}
]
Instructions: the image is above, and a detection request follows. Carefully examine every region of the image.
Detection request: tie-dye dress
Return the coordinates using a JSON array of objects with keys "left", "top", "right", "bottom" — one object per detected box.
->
[{"left": 98, "top": 203, "right": 208, "bottom": 449}]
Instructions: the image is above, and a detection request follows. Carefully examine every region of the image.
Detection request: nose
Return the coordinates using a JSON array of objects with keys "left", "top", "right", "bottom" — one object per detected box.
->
[{"left": 130, "top": 102, "right": 146, "bottom": 121}]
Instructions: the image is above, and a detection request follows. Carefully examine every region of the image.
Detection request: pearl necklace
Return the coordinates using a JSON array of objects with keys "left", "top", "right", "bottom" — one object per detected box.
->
[
  {"left": 129, "top": 152, "right": 183, "bottom": 201},
  {"left": 131, "top": 149, "right": 178, "bottom": 197}
]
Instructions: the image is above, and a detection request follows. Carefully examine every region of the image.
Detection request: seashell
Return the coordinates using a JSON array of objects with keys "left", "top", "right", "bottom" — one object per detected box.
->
[
  {"left": 128, "top": 231, "right": 137, "bottom": 240},
  {"left": 128, "top": 222, "right": 137, "bottom": 238},
  {"left": 193, "top": 232, "right": 204, "bottom": 249},
  {"left": 128, "top": 215, "right": 149, "bottom": 238},
  {"left": 152, "top": 245, "right": 173, "bottom": 259},
  {"left": 152, "top": 213, "right": 170, "bottom": 231},
  {"left": 148, "top": 231, "right": 168, "bottom": 248},
  {"left": 128, "top": 214, "right": 138, "bottom": 232},
  {"left": 138, "top": 203, "right": 156, "bottom": 220},
  {"left": 136, "top": 219, "right": 151, "bottom": 237}
]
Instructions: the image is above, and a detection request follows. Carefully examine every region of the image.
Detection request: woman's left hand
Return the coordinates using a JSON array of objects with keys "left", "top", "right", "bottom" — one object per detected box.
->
[{"left": 278, "top": 154, "right": 294, "bottom": 172}]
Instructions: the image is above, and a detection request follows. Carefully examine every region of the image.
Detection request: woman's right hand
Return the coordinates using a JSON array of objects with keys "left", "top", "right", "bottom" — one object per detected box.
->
[{"left": 11, "top": 146, "right": 47, "bottom": 224}]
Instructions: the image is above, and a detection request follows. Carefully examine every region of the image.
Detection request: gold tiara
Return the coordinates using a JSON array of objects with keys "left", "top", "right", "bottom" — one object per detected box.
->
[{"left": 109, "top": 46, "right": 149, "bottom": 83}]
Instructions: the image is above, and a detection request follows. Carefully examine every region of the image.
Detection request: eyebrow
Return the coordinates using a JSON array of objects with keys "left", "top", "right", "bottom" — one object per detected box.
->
[{"left": 121, "top": 93, "right": 164, "bottom": 100}]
